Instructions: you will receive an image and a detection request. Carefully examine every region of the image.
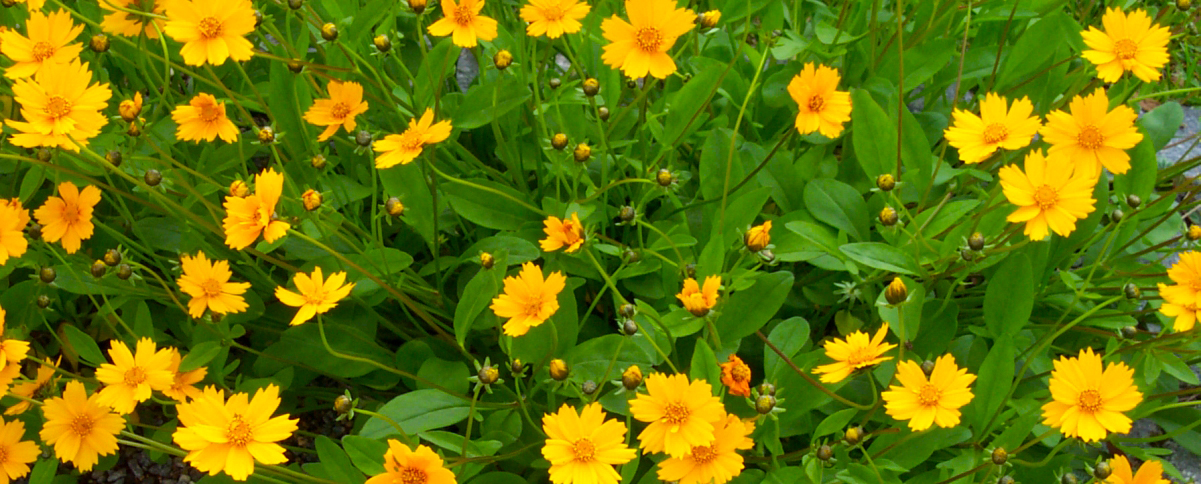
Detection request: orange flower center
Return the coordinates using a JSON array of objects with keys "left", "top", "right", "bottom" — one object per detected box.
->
[
  {"left": 917, "top": 383, "right": 941, "bottom": 405},
  {"left": 1189, "top": 279, "right": 1201, "bottom": 293},
  {"left": 982, "top": 123, "right": 1009, "bottom": 144},
  {"left": 540, "top": 5, "right": 565, "bottom": 21},
  {"left": 31, "top": 41, "right": 56, "bottom": 61},
  {"left": 70, "top": 414, "right": 95, "bottom": 437},
  {"left": 1076, "top": 125, "right": 1105, "bottom": 150},
  {"left": 454, "top": 5, "right": 476, "bottom": 26},
  {"left": 400, "top": 467, "right": 427, "bottom": 484},
  {"left": 1077, "top": 389, "right": 1103, "bottom": 412},
  {"left": 198, "top": 102, "right": 223, "bottom": 123},
  {"left": 198, "top": 17, "right": 223, "bottom": 39},
  {"left": 0, "top": 446, "right": 7, "bottom": 464},
  {"left": 226, "top": 414, "right": 253, "bottom": 447},
  {"left": 1032, "top": 185, "right": 1059, "bottom": 210},
  {"left": 690, "top": 444, "right": 718, "bottom": 464},
  {"left": 400, "top": 132, "right": 425, "bottom": 152},
  {"left": 663, "top": 402, "right": 690, "bottom": 425},
  {"left": 522, "top": 293, "right": 546, "bottom": 318},
  {"left": 200, "top": 278, "right": 226, "bottom": 298},
  {"left": 559, "top": 221, "right": 581, "bottom": 244},
  {"left": 572, "top": 438, "right": 596, "bottom": 462},
  {"left": 731, "top": 364, "right": 750, "bottom": 382},
  {"left": 807, "top": 94, "right": 825, "bottom": 112},
  {"left": 635, "top": 27, "right": 663, "bottom": 52},
  {"left": 303, "top": 287, "right": 329, "bottom": 306},
  {"left": 123, "top": 366, "right": 148, "bottom": 386},
  {"left": 847, "top": 347, "right": 879, "bottom": 368},
  {"left": 330, "top": 102, "right": 351, "bottom": 120},
  {"left": 44, "top": 96, "right": 73, "bottom": 120},
  {"left": 58, "top": 201, "right": 82, "bottom": 225},
  {"left": 1113, "top": 39, "right": 1138, "bottom": 60}
]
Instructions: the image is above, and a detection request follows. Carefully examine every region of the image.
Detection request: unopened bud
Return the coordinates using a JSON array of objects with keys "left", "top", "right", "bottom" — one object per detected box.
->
[
  {"left": 656, "top": 169, "right": 674, "bottom": 187},
  {"left": 373, "top": 34, "right": 391, "bottom": 52},
  {"left": 288, "top": 0, "right": 303, "bottom": 9},
  {"left": 311, "top": 154, "right": 327, "bottom": 169},
  {"left": 623, "top": 249, "right": 640, "bottom": 263},
  {"left": 385, "top": 197, "right": 405, "bottom": 217},
  {"left": 549, "top": 78, "right": 561, "bottom": 89},
  {"left": 117, "top": 264, "right": 133, "bottom": 280},
  {"left": 1126, "top": 194, "right": 1142, "bottom": 209},
  {"left": 969, "top": 232, "right": 985, "bottom": 251},
  {"left": 478, "top": 366, "right": 499, "bottom": 385},
  {"left": 104, "top": 249, "right": 122, "bottom": 267},
  {"left": 480, "top": 252, "right": 494, "bottom": 269},
  {"left": 356, "top": 130, "right": 373, "bottom": 147},
  {"left": 494, "top": 50, "right": 513, "bottom": 70},
  {"left": 321, "top": 23, "right": 339, "bottom": 41},
  {"left": 683, "top": 263, "right": 696, "bottom": 279},
  {"left": 879, "top": 206, "right": 898, "bottom": 226},
  {"left": 1189, "top": 225, "right": 1201, "bottom": 241},
  {"left": 510, "top": 359, "right": 524, "bottom": 374},
  {"left": 257, "top": 126, "right": 276, "bottom": 144},
  {"left": 1094, "top": 461, "right": 1112, "bottom": 479},
  {"left": 127, "top": 122, "right": 142, "bottom": 137},
  {"left": 626, "top": 79, "right": 638, "bottom": 89},
  {"left": 755, "top": 395, "right": 776, "bottom": 414},
  {"left": 1124, "top": 283, "right": 1140, "bottom": 300},
  {"left": 757, "top": 382, "right": 776, "bottom": 396},
  {"left": 287, "top": 59, "right": 304, "bottom": 73},
  {"left": 334, "top": 395, "right": 353, "bottom": 414},
  {"left": 699, "top": 10, "right": 721, "bottom": 29},
  {"left": 817, "top": 445, "right": 834, "bottom": 461},
  {"left": 26, "top": 223, "right": 41, "bottom": 240},
  {"left": 1178, "top": 0, "right": 1192, "bottom": 10},
  {"left": 230, "top": 180, "right": 249, "bottom": 198},
  {"left": 302, "top": 189, "right": 322, "bottom": 211},
  {"left": 90, "top": 260, "right": 106, "bottom": 278},
  {"left": 582, "top": 78, "right": 599, "bottom": 97},
  {"left": 254, "top": 9, "right": 263, "bottom": 28},
  {"left": 921, "top": 360, "right": 936, "bottom": 376},
  {"left": 1110, "top": 209, "right": 1125, "bottom": 223},
  {"left": 144, "top": 169, "right": 162, "bottom": 186},
  {"left": 876, "top": 173, "right": 895, "bottom": 192},
  {"left": 844, "top": 427, "right": 862, "bottom": 445},
  {"left": 961, "top": 249, "right": 976, "bottom": 261},
  {"left": 991, "top": 448, "right": 1008, "bottom": 465},
  {"left": 573, "top": 143, "right": 591, "bottom": 162},
  {"left": 408, "top": 0, "right": 426, "bottom": 14},
  {"left": 582, "top": 380, "right": 597, "bottom": 395},
  {"left": 1122, "top": 325, "right": 1139, "bottom": 338},
  {"left": 37, "top": 295, "right": 51, "bottom": 309},
  {"left": 618, "top": 304, "right": 636, "bottom": 319},
  {"left": 89, "top": 34, "right": 109, "bottom": 53},
  {"left": 106, "top": 150, "right": 122, "bottom": 167},
  {"left": 622, "top": 365, "right": 642, "bottom": 390},
  {"left": 998, "top": 476, "right": 1014, "bottom": 484},
  {"left": 618, "top": 205, "right": 636, "bottom": 223},
  {"left": 119, "top": 96, "right": 142, "bottom": 122},
  {"left": 1061, "top": 473, "right": 1078, "bottom": 484},
  {"left": 598, "top": 106, "right": 610, "bottom": 121},
  {"left": 549, "top": 359, "right": 570, "bottom": 381},
  {"left": 39, "top": 267, "right": 56, "bottom": 284},
  {"left": 551, "top": 133, "right": 568, "bottom": 150},
  {"left": 622, "top": 319, "right": 638, "bottom": 336},
  {"left": 37, "top": 149, "right": 51, "bottom": 162},
  {"left": 885, "top": 277, "right": 908, "bottom": 305}
]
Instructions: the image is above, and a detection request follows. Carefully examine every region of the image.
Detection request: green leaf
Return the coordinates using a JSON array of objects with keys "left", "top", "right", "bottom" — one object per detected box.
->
[
  {"left": 455, "top": 267, "right": 501, "bottom": 349},
  {"left": 454, "top": 76, "right": 532, "bottom": 130},
  {"left": 764, "top": 317, "right": 809, "bottom": 380},
  {"left": 840, "top": 242, "right": 921, "bottom": 275},
  {"left": 466, "top": 472, "right": 529, "bottom": 484},
  {"left": 567, "top": 334, "right": 659, "bottom": 385},
  {"left": 348, "top": 248, "right": 414, "bottom": 276},
  {"left": 1113, "top": 138, "right": 1158, "bottom": 202},
  {"left": 359, "top": 389, "right": 474, "bottom": 440},
  {"left": 443, "top": 179, "right": 541, "bottom": 230},
  {"left": 984, "top": 252, "right": 1033, "bottom": 337},
  {"left": 341, "top": 435, "right": 387, "bottom": 476},
  {"left": 1140, "top": 102, "right": 1185, "bottom": 150},
  {"left": 659, "top": 307, "right": 705, "bottom": 338},
  {"left": 62, "top": 325, "right": 106, "bottom": 366},
  {"left": 803, "top": 179, "right": 868, "bottom": 241},
  {"left": 666, "top": 57, "right": 724, "bottom": 142},
  {"left": 179, "top": 341, "right": 223, "bottom": 373},
  {"left": 995, "top": 11, "right": 1077, "bottom": 90},
  {"left": 315, "top": 436, "right": 365, "bottom": 484},
  {"left": 972, "top": 339, "right": 1016, "bottom": 434},
  {"left": 850, "top": 89, "right": 896, "bottom": 179},
  {"left": 378, "top": 163, "right": 436, "bottom": 246},
  {"left": 814, "top": 408, "right": 859, "bottom": 440},
  {"left": 716, "top": 272, "right": 795, "bottom": 343},
  {"left": 690, "top": 339, "right": 721, "bottom": 395},
  {"left": 28, "top": 458, "right": 56, "bottom": 484}
]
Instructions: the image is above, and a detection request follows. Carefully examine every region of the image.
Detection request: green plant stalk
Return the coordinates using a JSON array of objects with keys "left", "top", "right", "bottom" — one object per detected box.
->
[
  {"left": 718, "top": 39, "right": 772, "bottom": 234},
  {"left": 756, "top": 331, "right": 872, "bottom": 410}
]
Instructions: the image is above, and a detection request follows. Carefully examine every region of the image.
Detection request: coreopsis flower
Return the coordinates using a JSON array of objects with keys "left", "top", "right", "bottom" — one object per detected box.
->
[
  {"left": 1106, "top": 455, "right": 1169, "bottom": 484},
  {"left": 95, "top": 338, "right": 174, "bottom": 414},
  {"left": 744, "top": 221, "right": 771, "bottom": 252},
  {"left": 222, "top": 168, "right": 291, "bottom": 249},
  {"left": 520, "top": 0, "right": 591, "bottom": 39},
  {"left": 0, "top": 418, "right": 39, "bottom": 482},
  {"left": 943, "top": 93, "right": 1042, "bottom": 164},
  {"left": 119, "top": 92, "right": 143, "bottom": 122},
  {"left": 0, "top": 200, "right": 29, "bottom": 229},
  {"left": 172, "top": 93, "right": 238, "bottom": 143},
  {"left": 719, "top": 354, "right": 751, "bottom": 397},
  {"left": 629, "top": 373, "right": 725, "bottom": 458},
  {"left": 33, "top": 182, "right": 101, "bottom": 254},
  {"left": 0, "top": 307, "right": 30, "bottom": 394},
  {"left": 1041, "top": 89, "right": 1142, "bottom": 176},
  {"left": 882, "top": 355, "right": 977, "bottom": 431},
  {"left": 162, "top": 347, "right": 206, "bottom": 401},
  {"left": 787, "top": 63, "right": 853, "bottom": 138},
  {"left": 489, "top": 262, "right": 567, "bottom": 337},
  {"left": 5, "top": 59, "right": 112, "bottom": 151},
  {"left": 426, "top": 0, "right": 498, "bottom": 48},
  {"left": 303, "top": 81, "right": 369, "bottom": 142},
  {"left": 813, "top": 322, "right": 897, "bottom": 383},
  {"left": 1041, "top": 348, "right": 1142, "bottom": 442},
  {"left": 274, "top": 267, "right": 356, "bottom": 326},
  {"left": 173, "top": 385, "right": 298, "bottom": 481},
  {"left": 1081, "top": 8, "right": 1171, "bottom": 83},
  {"left": 366, "top": 441, "right": 457, "bottom": 484},
  {"left": 1157, "top": 251, "right": 1201, "bottom": 331},
  {"left": 0, "top": 202, "right": 28, "bottom": 266},
  {"left": 998, "top": 150, "right": 1098, "bottom": 241},
  {"left": 5, "top": 357, "right": 58, "bottom": 415},
  {"left": 540, "top": 213, "right": 584, "bottom": 253},
  {"left": 656, "top": 414, "right": 754, "bottom": 484},
  {"left": 541, "top": 402, "right": 636, "bottom": 484},
  {"left": 101, "top": 0, "right": 167, "bottom": 39},
  {"left": 40, "top": 381, "right": 125, "bottom": 471},
  {"left": 677, "top": 275, "right": 720, "bottom": 317},
  {"left": 8, "top": 0, "right": 45, "bottom": 11},
  {"left": 600, "top": 0, "right": 695, "bottom": 79},
  {"left": 177, "top": 251, "right": 251, "bottom": 318},
  {"left": 163, "top": 0, "right": 256, "bottom": 66},
  {"left": 0, "top": 10, "right": 84, "bottom": 79},
  {"left": 373, "top": 108, "right": 453, "bottom": 168}
]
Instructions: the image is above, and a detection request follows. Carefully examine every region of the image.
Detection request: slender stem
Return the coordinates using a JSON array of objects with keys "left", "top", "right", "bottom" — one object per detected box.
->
[{"left": 756, "top": 331, "right": 872, "bottom": 410}]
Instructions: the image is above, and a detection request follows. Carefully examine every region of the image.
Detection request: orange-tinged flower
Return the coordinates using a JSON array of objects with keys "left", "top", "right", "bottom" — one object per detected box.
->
[
  {"left": 943, "top": 93, "right": 1042, "bottom": 164},
  {"left": 677, "top": 275, "right": 720, "bottom": 317},
  {"left": 8, "top": 0, "right": 46, "bottom": 11},
  {"left": 520, "top": 0, "right": 591, "bottom": 39},
  {"left": 1106, "top": 455, "right": 1169, "bottom": 484},
  {"left": 788, "top": 63, "right": 853, "bottom": 138},
  {"left": 119, "top": 92, "right": 143, "bottom": 122},
  {"left": 177, "top": 251, "right": 251, "bottom": 318},
  {"left": 162, "top": 347, "right": 206, "bottom": 401},
  {"left": 0, "top": 418, "right": 40, "bottom": 482},
  {"left": 222, "top": 168, "right": 291, "bottom": 250},
  {"left": 5, "top": 59, "right": 112, "bottom": 152},
  {"left": 489, "top": 262, "right": 567, "bottom": 337},
  {"left": 745, "top": 220, "right": 771, "bottom": 252},
  {"left": 274, "top": 267, "right": 356, "bottom": 326},
  {"left": 94, "top": 338, "right": 174, "bottom": 415},
  {"left": 303, "top": 81, "right": 369, "bottom": 142},
  {"left": 427, "top": 0, "right": 498, "bottom": 48},
  {"left": 163, "top": 0, "right": 256, "bottom": 66},
  {"left": 5, "top": 357, "right": 58, "bottom": 415},
  {"left": 656, "top": 413, "right": 754, "bottom": 484},
  {"left": 365, "top": 441, "right": 457, "bottom": 484},
  {"left": 1041, "top": 348, "right": 1142, "bottom": 442},
  {"left": 719, "top": 354, "right": 751, "bottom": 397},
  {"left": 629, "top": 373, "right": 725, "bottom": 458},
  {"left": 813, "top": 322, "right": 897, "bottom": 383},
  {"left": 600, "top": 0, "right": 695, "bottom": 79},
  {"left": 0, "top": 200, "right": 30, "bottom": 229},
  {"left": 882, "top": 355, "right": 976, "bottom": 431},
  {"left": 373, "top": 108, "right": 453, "bottom": 169},
  {"left": 1081, "top": 8, "right": 1171, "bottom": 83},
  {"left": 541, "top": 402, "right": 636, "bottom": 484},
  {"left": 40, "top": 380, "right": 125, "bottom": 471},
  {"left": 173, "top": 384, "right": 298, "bottom": 481},
  {"left": 541, "top": 213, "right": 585, "bottom": 253},
  {"left": 0, "top": 202, "right": 29, "bottom": 266},
  {"left": 101, "top": 0, "right": 167, "bottom": 39},
  {"left": 998, "top": 150, "right": 1098, "bottom": 241},
  {"left": 172, "top": 93, "right": 238, "bottom": 143},
  {"left": 0, "top": 10, "right": 84, "bottom": 79},
  {"left": 1040, "top": 89, "right": 1143, "bottom": 176},
  {"left": 33, "top": 182, "right": 101, "bottom": 254}
]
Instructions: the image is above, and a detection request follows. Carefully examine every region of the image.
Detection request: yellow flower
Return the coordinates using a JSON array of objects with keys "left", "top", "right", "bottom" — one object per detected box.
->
[
  {"left": 943, "top": 93, "right": 1042, "bottom": 164},
  {"left": 95, "top": 338, "right": 175, "bottom": 414},
  {"left": 541, "top": 213, "right": 585, "bottom": 253},
  {"left": 222, "top": 168, "right": 291, "bottom": 250},
  {"left": 101, "top": 0, "right": 167, "bottom": 39},
  {"left": 0, "top": 200, "right": 30, "bottom": 229},
  {"left": 699, "top": 10, "right": 721, "bottom": 29},
  {"left": 177, "top": 251, "right": 251, "bottom": 318},
  {"left": 0, "top": 418, "right": 40, "bottom": 482},
  {"left": 1157, "top": 251, "right": 1201, "bottom": 331},
  {"left": 628, "top": 373, "right": 725, "bottom": 458},
  {"left": 0, "top": 10, "right": 84, "bottom": 79},
  {"left": 274, "top": 267, "right": 356, "bottom": 326},
  {"left": 719, "top": 354, "right": 751, "bottom": 398},
  {"left": 1106, "top": 455, "right": 1169, "bottom": 484},
  {"left": 5, "top": 357, "right": 58, "bottom": 415},
  {"left": 600, "top": 0, "right": 695, "bottom": 79},
  {"left": 998, "top": 150, "right": 1098, "bottom": 241},
  {"left": 489, "top": 262, "right": 567, "bottom": 337},
  {"left": 655, "top": 414, "right": 754, "bottom": 484},
  {"left": 173, "top": 384, "right": 298, "bottom": 481},
  {"left": 541, "top": 402, "right": 636, "bottom": 484},
  {"left": 163, "top": 0, "right": 256, "bottom": 66},
  {"left": 787, "top": 63, "right": 853, "bottom": 138},
  {"left": 882, "top": 355, "right": 976, "bottom": 431},
  {"left": 1081, "top": 8, "right": 1171, "bottom": 83},
  {"left": 172, "top": 93, "right": 238, "bottom": 143},
  {"left": 8, "top": 0, "right": 46, "bottom": 11},
  {"left": 1041, "top": 348, "right": 1142, "bottom": 442},
  {"left": 813, "top": 322, "right": 896, "bottom": 383},
  {"left": 520, "top": 0, "right": 591, "bottom": 39},
  {"left": 5, "top": 59, "right": 112, "bottom": 152},
  {"left": 744, "top": 220, "right": 771, "bottom": 252},
  {"left": 0, "top": 306, "right": 30, "bottom": 395},
  {"left": 374, "top": 108, "right": 453, "bottom": 169},
  {"left": 40, "top": 380, "right": 125, "bottom": 471},
  {"left": 0, "top": 201, "right": 29, "bottom": 266},
  {"left": 1040, "top": 89, "right": 1143, "bottom": 176},
  {"left": 366, "top": 441, "right": 457, "bottom": 484},
  {"left": 426, "top": 0, "right": 498, "bottom": 48},
  {"left": 677, "top": 275, "right": 720, "bottom": 317},
  {"left": 303, "top": 81, "right": 369, "bottom": 142},
  {"left": 33, "top": 182, "right": 101, "bottom": 254},
  {"left": 162, "top": 347, "right": 207, "bottom": 402}
]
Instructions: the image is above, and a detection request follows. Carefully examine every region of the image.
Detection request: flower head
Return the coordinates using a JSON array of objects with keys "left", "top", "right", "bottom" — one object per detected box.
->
[
  {"left": 1106, "top": 455, "right": 1169, "bottom": 484},
  {"left": 1081, "top": 8, "right": 1171, "bottom": 83},
  {"left": 600, "top": 0, "right": 695, "bottom": 79},
  {"left": 426, "top": 0, "right": 498, "bottom": 48},
  {"left": 163, "top": 347, "right": 206, "bottom": 402},
  {"left": 222, "top": 168, "right": 291, "bottom": 250},
  {"left": 943, "top": 93, "right": 1042, "bottom": 164},
  {"left": 719, "top": 354, "right": 751, "bottom": 397},
  {"left": 745, "top": 221, "right": 771, "bottom": 252},
  {"left": 0, "top": 307, "right": 30, "bottom": 395},
  {"left": 33, "top": 182, "right": 101, "bottom": 254},
  {"left": 101, "top": 0, "right": 167, "bottom": 39},
  {"left": 163, "top": 0, "right": 256, "bottom": 66},
  {"left": 883, "top": 355, "right": 976, "bottom": 431},
  {"left": 0, "top": 201, "right": 29, "bottom": 266},
  {"left": 0, "top": 10, "right": 84, "bottom": 79},
  {"left": 1041, "top": 348, "right": 1142, "bottom": 442},
  {"left": 1040, "top": 89, "right": 1143, "bottom": 176},
  {"left": 520, "top": 0, "right": 591, "bottom": 39},
  {"left": 5, "top": 59, "right": 112, "bottom": 151},
  {"left": 0, "top": 418, "right": 40, "bottom": 482},
  {"left": 813, "top": 322, "right": 897, "bottom": 383},
  {"left": 303, "top": 81, "right": 369, "bottom": 142},
  {"left": 1157, "top": 252, "right": 1201, "bottom": 331},
  {"left": 6, "top": 357, "right": 58, "bottom": 415},
  {"left": 177, "top": 251, "right": 251, "bottom": 318},
  {"left": 94, "top": 338, "right": 174, "bottom": 414},
  {"left": 365, "top": 441, "right": 457, "bottom": 484},
  {"left": 788, "top": 63, "right": 853, "bottom": 138},
  {"left": 541, "top": 402, "right": 636, "bottom": 484},
  {"left": 40, "top": 380, "right": 125, "bottom": 471},
  {"left": 541, "top": 213, "right": 585, "bottom": 253},
  {"left": 655, "top": 414, "right": 754, "bottom": 484},
  {"left": 489, "top": 262, "right": 567, "bottom": 337},
  {"left": 998, "top": 150, "right": 1098, "bottom": 241},
  {"left": 374, "top": 108, "right": 453, "bottom": 169},
  {"left": 274, "top": 267, "right": 356, "bottom": 326},
  {"left": 172, "top": 93, "right": 238, "bottom": 143},
  {"left": 677, "top": 275, "right": 720, "bottom": 317},
  {"left": 628, "top": 373, "right": 726, "bottom": 458},
  {"left": 173, "top": 384, "right": 298, "bottom": 481}
]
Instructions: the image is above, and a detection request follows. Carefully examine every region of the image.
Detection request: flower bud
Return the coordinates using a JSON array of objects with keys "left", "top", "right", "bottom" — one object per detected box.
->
[
  {"left": 254, "top": 9, "right": 263, "bottom": 28},
  {"left": 879, "top": 206, "right": 898, "bottom": 226},
  {"left": 106, "top": 150, "right": 123, "bottom": 167},
  {"left": 302, "top": 189, "right": 322, "bottom": 211},
  {"left": 26, "top": 223, "right": 41, "bottom": 240},
  {"left": 287, "top": 59, "right": 304, "bottom": 73},
  {"left": 334, "top": 395, "right": 353, "bottom": 414},
  {"left": 373, "top": 34, "right": 392, "bottom": 52},
  {"left": 37, "top": 148, "right": 51, "bottom": 162},
  {"left": 39, "top": 267, "right": 56, "bottom": 284},
  {"left": 597, "top": 106, "right": 610, "bottom": 121},
  {"left": 757, "top": 382, "right": 776, "bottom": 396},
  {"left": 549, "top": 78, "right": 561, "bottom": 89},
  {"left": 408, "top": 0, "right": 426, "bottom": 14},
  {"left": 844, "top": 427, "right": 862, "bottom": 445},
  {"left": 683, "top": 263, "right": 696, "bottom": 279},
  {"left": 816, "top": 445, "right": 834, "bottom": 461},
  {"left": 37, "top": 295, "right": 51, "bottom": 309},
  {"left": 582, "top": 78, "right": 600, "bottom": 97},
  {"left": 1189, "top": 225, "right": 1201, "bottom": 241},
  {"left": 1110, "top": 208, "right": 1125, "bottom": 223},
  {"left": 90, "top": 260, "right": 107, "bottom": 279},
  {"left": 1122, "top": 325, "right": 1139, "bottom": 338},
  {"left": 510, "top": 359, "right": 524, "bottom": 374},
  {"left": 626, "top": 79, "right": 638, "bottom": 89},
  {"left": 969, "top": 232, "right": 985, "bottom": 251},
  {"left": 144, "top": 169, "right": 162, "bottom": 187},
  {"left": 478, "top": 365, "right": 499, "bottom": 385},
  {"left": 321, "top": 23, "right": 338, "bottom": 41},
  {"left": 119, "top": 95, "right": 142, "bottom": 122},
  {"left": 311, "top": 154, "right": 327, "bottom": 170},
  {"left": 1178, "top": 0, "right": 1192, "bottom": 10},
  {"left": 1124, "top": 282, "right": 1141, "bottom": 300},
  {"left": 127, "top": 122, "right": 142, "bottom": 137},
  {"left": 960, "top": 249, "right": 976, "bottom": 261},
  {"left": 617, "top": 206, "right": 636, "bottom": 223},
  {"left": 656, "top": 169, "right": 674, "bottom": 187},
  {"left": 385, "top": 197, "right": 405, "bottom": 217},
  {"left": 1094, "top": 461, "right": 1112, "bottom": 479},
  {"left": 1126, "top": 194, "right": 1142, "bottom": 209},
  {"left": 356, "top": 130, "right": 373, "bottom": 147},
  {"left": 551, "top": 133, "right": 568, "bottom": 150},
  {"left": 618, "top": 304, "right": 636, "bottom": 319},
  {"left": 622, "top": 319, "right": 638, "bottom": 336},
  {"left": 257, "top": 126, "right": 276, "bottom": 144},
  {"left": 90, "top": 34, "right": 109, "bottom": 53},
  {"left": 876, "top": 173, "right": 895, "bottom": 192},
  {"left": 582, "top": 380, "right": 598, "bottom": 395},
  {"left": 493, "top": 50, "right": 513, "bottom": 70},
  {"left": 621, "top": 365, "right": 642, "bottom": 390},
  {"left": 480, "top": 252, "right": 495, "bottom": 269},
  {"left": 921, "top": 360, "right": 935, "bottom": 376},
  {"left": 573, "top": 143, "right": 591, "bottom": 162},
  {"left": 117, "top": 263, "right": 133, "bottom": 280},
  {"left": 622, "top": 249, "right": 640, "bottom": 264},
  {"left": 997, "top": 476, "right": 1014, "bottom": 484},
  {"left": 755, "top": 395, "right": 776, "bottom": 414},
  {"left": 1061, "top": 473, "right": 1078, "bottom": 484},
  {"left": 288, "top": 0, "right": 303, "bottom": 9},
  {"left": 549, "top": 359, "right": 570, "bottom": 381},
  {"left": 699, "top": 10, "right": 721, "bottom": 29},
  {"left": 104, "top": 249, "right": 122, "bottom": 267},
  {"left": 885, "top": 277, "right": 908, "bottom": 305},
  {"left": 991, "top": 447, "right": 1008, "bottom": 465},
  {"left": 230, "top": 180, "right": 249, "bottom": 198}
]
